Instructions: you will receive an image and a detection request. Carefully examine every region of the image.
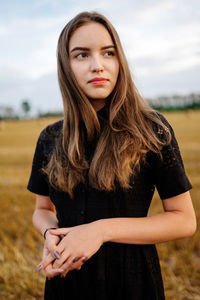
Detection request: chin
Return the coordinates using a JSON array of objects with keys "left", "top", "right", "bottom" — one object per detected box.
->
[{"left": 87, "top": 93, "right": 110, "bottom": 100}]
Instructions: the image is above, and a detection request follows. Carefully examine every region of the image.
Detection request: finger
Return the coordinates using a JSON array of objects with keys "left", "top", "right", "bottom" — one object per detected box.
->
[
  {"left": 35, "top": 264, "right": 43, "bottom": 273},
  {"left": 52, "top": 251, "right": 70, "bottom": 269},
  {"left": 47, "top": 234, "right": 62, "bottom": 247},
  {"left": 49, "top": 228, "right": 70, "bottom": 236},
  {"left": 46, "top": 267, "right": 64, "bottom": 278},
  {"left": 60, "top": 271, "right": 68, "bottom": 278},
  {"left": 73, "top": 256, "right": 88, "bottom": 270},
  {"left": 72, "top": 257, "right": 81, "bottom": 263},
  {"left": 53, "top": 250, "right": 61, "bottom": 259},
  {"left": 71, "top": 258, "right": 84, "bottom": 271},
  {"left": 45, "top": 264, "right": 64, "bottom": 279},
  {"left": 37, "top": 253, "right": 55, "bottom": 271},
  {"left": 60, "top": 256, "right": 87, "bottom": 273},
  {"left": 60, "top": 256, "right": 87, "bottom": 278},
  {"left": 49, "top": 240, "right": 66, "bottom": 262},
  {"left": 60, "top": 264, "right": 71, "bottom": 278},
  {"left": 45, "top": 243, "right": 62, "bottom": 260}
]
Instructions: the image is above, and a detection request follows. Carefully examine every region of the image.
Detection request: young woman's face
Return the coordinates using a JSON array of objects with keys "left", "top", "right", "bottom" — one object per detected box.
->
[{"left": 69, "top": 22, "right": 119, "bottom": 109}]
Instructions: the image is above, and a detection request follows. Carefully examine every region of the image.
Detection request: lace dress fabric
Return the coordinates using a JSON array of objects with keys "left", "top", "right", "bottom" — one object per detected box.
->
[{"left": 27, "top": 106, "right": 192, "bottom": 300}]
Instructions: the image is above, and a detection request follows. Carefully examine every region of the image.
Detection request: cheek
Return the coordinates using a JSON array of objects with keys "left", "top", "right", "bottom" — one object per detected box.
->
[
  {"left": 71, "top": 65, "right": 84, "bottom": 85},
  {"left": 110, "top": 59, "right": 119, "bottom": 75},
  {"left": 112, "top": 63, "right": 119, "bottom": 82}
]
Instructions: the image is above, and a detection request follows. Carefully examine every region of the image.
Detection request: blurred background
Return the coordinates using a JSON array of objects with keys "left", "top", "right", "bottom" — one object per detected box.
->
[
  {"left": 0, "top": 0, "right": 200, "bottom": 117},
  {"left": 0, "top": 0, "right": 200, "bottom": 299}
]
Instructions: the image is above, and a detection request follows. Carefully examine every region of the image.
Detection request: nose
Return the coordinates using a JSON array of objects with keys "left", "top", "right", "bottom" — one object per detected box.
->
[{"left": 90, "top": 55, "right": 104, "bottom": 73}]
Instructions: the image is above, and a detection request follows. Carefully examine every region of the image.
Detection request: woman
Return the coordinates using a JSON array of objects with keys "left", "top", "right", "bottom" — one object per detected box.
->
[{"left": 28, "top": 11, "right": 196, "bottom": 300}]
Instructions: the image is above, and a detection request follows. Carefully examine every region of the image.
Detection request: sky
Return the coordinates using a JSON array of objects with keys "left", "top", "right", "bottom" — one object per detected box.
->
[{"left": 0, "top": 0, "right": 200, "bottom": 115}]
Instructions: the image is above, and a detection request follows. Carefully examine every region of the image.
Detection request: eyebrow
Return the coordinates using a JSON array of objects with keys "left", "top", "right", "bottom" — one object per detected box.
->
[{"left": 70, "top": 45, "right": 116, "bottom": 53}]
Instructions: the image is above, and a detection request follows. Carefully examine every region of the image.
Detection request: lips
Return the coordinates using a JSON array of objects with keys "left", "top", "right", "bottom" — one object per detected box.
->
[{"left": 88, "top": 77, "right": 108, "bottom": 84}]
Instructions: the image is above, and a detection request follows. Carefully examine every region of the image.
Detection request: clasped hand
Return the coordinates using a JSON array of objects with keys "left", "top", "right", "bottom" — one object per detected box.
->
[{"left": 35, "top": 221, "right": 103, "bottom": 279}]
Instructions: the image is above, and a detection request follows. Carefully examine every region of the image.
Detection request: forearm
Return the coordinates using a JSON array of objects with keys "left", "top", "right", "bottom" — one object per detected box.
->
[
  {"left": 32, "top": 208, "right": 58, "bottom": 236},
  {"left": 95, "top": 211, "right": 195, "bottom": 245}
]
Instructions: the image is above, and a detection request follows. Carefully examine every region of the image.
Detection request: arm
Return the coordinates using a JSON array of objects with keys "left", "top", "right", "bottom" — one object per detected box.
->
[
  {"left": 33, "top": 195, "right": 86, "bottom": 277},
  {"left": 33, "top": 194, "right": 64, "bottom": 277},
  {"left": 40, "top": 191, "right": 196, "bottom": 277},
  {"left": 95, "top": 191, "right": 196, "bottom": 244},
  {"left": 32, "top": 194, "right": 58, "bottom": 237}
]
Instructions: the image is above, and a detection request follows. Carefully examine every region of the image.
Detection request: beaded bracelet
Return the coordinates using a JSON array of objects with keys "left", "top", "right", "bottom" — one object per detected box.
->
[{"left": 43, "top": 227, "right": 57, "bottom": 239}]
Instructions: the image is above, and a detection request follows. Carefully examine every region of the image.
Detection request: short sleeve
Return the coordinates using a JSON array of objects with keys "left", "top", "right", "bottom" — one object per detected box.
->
[
  {"left": 27, "top": 129, "right": 50, "bottom": 196},
  {"left": 152, "top": 115, "right": 192, "bottom": 200}
]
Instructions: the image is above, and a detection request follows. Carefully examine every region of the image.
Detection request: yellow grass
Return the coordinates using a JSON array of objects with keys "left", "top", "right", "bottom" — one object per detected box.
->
[{"left": 0, "top": 111, "right": 199, "bottom": 299}]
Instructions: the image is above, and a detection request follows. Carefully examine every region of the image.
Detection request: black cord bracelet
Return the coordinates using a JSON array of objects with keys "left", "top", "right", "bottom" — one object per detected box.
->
[{"left": 43, "top": 227, "right": 57, "bottom": 239}]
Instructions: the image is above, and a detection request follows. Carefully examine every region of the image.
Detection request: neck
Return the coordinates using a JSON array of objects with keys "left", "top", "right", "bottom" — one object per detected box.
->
[{"left": 89, "top": 98, "right": 106, "bottom": 112}]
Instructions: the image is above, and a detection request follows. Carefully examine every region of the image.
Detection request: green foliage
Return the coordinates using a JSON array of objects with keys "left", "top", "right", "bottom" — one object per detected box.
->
[
  {"left": 152, "top": 102, "right": 200, "bottom": 112},
  {"left": 147, "top": 92, "right": 200, "bottom": 112},
  {"left": 38, "top": 111, "right": 63, "bottom": 118},
  {"left": 21, "top": 100, "right": 31, "bottom": 116}
]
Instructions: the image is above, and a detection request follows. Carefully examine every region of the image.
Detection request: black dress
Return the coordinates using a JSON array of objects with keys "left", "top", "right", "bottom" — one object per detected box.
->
[{"left": 27, "top": 106, "right": 192, "bottom": 300}]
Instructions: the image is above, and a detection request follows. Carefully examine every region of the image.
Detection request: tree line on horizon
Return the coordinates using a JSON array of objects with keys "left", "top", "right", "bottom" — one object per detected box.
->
[{"left": 0, "top": 93, "right": 200, "bottom": 120}]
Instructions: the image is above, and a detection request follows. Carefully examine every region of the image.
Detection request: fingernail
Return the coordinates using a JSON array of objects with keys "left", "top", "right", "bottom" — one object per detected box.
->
[
  {"left": 58, "top": 269, "right": 64, "bottom": 273},
  {"left": 54, "top": 251, "right": 60, "bottom": 259},
  {"left": 35, "top": 264, "right": 42, "bottom": 273},
  {"left": 81, "top": 257, "right": 88, "bottom": 264},
  {"left": 72, "top": 257, "right": 80, "bottom": 263}
]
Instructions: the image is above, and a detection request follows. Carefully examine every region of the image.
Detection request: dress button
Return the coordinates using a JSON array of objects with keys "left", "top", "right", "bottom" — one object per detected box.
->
[{"left": 80, "top": 210, "right": 84, "bottom": 215}]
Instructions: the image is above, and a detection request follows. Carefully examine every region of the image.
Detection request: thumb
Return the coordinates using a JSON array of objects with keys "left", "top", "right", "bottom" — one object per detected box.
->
[{"left": 49, "top": 227, "right": 70, "bottom": 236}]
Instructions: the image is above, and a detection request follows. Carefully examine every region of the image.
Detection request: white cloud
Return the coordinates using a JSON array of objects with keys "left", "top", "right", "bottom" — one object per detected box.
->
[
  {"left": 0, "top": 15, "right": 65, "bottom": 79},
  {"left": 131, "top": 0, "right": 176, "bottom": 24}
]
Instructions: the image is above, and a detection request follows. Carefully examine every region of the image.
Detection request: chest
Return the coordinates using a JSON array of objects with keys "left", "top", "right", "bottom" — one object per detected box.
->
[{"left": 48, "top": 164, "right": 156, "bottom": 227}]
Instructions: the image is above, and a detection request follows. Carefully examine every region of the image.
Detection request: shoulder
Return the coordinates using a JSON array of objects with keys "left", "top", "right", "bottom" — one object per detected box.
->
[
  {"left": 39, "top": 119, "right": 63, "bottom": 143},
  {"left": 151, "top": 111, "right": 172, "bottom": 130},
  {"left": 150, "top": 111, "right": 173, "bottom": 143},
  {"left": 35, "top": 119, "right": 63, "bottom": 158}
]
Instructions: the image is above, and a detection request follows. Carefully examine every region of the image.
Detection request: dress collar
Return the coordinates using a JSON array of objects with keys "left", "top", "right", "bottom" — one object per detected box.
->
[{"left": 96, "top": 104, "right": 109, "bottom": 120}]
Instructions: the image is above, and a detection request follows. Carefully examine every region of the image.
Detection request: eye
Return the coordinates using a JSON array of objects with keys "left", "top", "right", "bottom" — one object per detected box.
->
[
  {"left": 104, "top": 51, "right": 115, "bottom": 57},
  {"left": 75, "top": 53, "right": 88, "bottom": 60}
]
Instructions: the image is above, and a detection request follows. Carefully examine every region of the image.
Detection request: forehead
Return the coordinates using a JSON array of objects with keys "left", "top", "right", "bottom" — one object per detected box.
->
[{"left": 69, "top": 22, "right": 113, "bottom": 50}]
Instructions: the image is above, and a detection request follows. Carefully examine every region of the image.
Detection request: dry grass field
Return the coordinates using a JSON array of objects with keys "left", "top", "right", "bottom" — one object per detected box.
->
[{"left": 0, "top": 110, "right": 199, "bottom": 299}]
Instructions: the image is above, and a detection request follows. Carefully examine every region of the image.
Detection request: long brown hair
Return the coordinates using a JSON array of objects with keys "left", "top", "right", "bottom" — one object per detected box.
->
[{"left": 43, "top": 11, "right": 171, "bottom": 198}]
